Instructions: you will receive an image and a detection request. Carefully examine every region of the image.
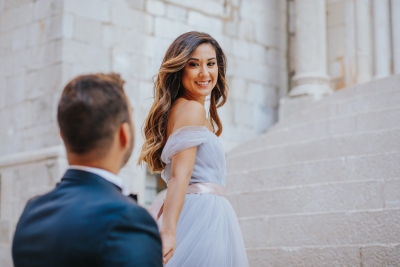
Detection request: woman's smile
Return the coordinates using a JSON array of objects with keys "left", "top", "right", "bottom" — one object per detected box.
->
[{"left": 194, "top": 80, "right": 211, "bottom": 87}]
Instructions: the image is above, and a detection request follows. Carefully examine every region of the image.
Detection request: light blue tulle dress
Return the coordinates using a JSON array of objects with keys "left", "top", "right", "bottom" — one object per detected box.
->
[{"left": 158, "top": 126, "right": 249, "bottom": 267}]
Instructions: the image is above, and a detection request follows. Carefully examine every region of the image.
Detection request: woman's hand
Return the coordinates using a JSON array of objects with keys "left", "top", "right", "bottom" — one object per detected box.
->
[{"left": 161, "top": 231, "right": 176, "bottom": 265}]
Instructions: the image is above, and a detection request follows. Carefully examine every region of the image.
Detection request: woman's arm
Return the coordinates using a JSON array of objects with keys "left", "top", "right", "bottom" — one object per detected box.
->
[{"left": 160, "top": 101, "right": 206, "bottom": 265}]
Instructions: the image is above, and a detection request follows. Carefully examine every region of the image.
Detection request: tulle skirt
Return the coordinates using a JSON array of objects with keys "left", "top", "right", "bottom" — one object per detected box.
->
[{"left": 158, "top": 194, "right": 249, "bottom": 267}]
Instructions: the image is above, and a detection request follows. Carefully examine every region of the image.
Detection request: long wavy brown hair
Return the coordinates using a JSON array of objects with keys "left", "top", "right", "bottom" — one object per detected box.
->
[{"left": 138, "top": 31, "right": 228, "bottom": 173}]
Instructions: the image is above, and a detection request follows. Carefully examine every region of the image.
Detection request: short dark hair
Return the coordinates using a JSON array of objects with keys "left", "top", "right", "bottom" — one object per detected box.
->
[{"left": 57, "top": 73, "right": 130, "bottom": 155}]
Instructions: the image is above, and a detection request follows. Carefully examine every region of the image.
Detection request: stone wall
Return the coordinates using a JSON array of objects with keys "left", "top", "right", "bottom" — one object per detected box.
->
[{"left": 0, "top": 0, "right": 287, "bottom": 265}]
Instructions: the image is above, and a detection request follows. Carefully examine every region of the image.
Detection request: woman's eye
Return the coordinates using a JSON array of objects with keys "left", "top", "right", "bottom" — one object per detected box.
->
[
  {"left": 208, "top": 62, "right": 216, "bottom": 66},
  {"left": 189, "top": 62, "right": 198, "bottom": 67}
]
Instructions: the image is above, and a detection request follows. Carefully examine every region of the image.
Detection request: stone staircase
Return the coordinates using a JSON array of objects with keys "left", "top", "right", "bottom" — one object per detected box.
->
[{"left": 226, "top": 75, "right": 400, "bottom": 267}]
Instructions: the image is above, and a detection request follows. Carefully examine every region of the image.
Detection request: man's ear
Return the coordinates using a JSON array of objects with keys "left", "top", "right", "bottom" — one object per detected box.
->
[{"left": 119, "top": 122, "right": 131, "bottom": 148}]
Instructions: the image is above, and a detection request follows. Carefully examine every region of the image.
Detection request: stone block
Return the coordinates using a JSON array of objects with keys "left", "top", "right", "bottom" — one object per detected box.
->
[
  {"left": 232, "top": 39, "right": 250, "bottom": 59},
  {"left": 132, "top": 54, "right": 159, "bottom": 80},
  {"left": 247, "top": 246, "right": 360, "bottom": 267},
  {"left": 21, "top": 124, "right": 61, "bottom": 153},
  {"left": 0, "top": 7, "right": 16, "bottom": 32},
  {"left": 166, "top": 4, "right": 187, "bottom": 22},
  {"left": 12, "top": 26, "right": 27, "bottom": 51},
  {"left": 252, "top": 104, "right": 276, "bottom": 133},
  {"left": 62, "top": 39, "right": 110, "bottom": 71},
  {"left": 0, "top": 170, "right": 14, "bottom": 221},
  {"left": 227, "top": 76, "right": 246, "bottom": 100},
  {"left": 239, "top": 210, "right": 400, "bottom": 248},
  {"left": 0, "top": 77, "right": 5, "bottom": 109},
  {"left": 103, "top": 24, "right": 123, "bottom": 48},
  {"left": 0, "top": 221, "right": 10, "bottom": 243},
  {"left": 0, "top": 30, "right": 12, "bottom": 57},
  {"left": 25, "top": 95, "right": 54, "bottom": 127},
  {"left": 228, "top": 180, "right": 384, "bottom": 217},
  {"left": 229, "top": 58, "right": 269, "bottom": 84},
  {"left": 64, "top": 0, "right": 109, "bottom": 22},
  {"left": 62, "top": 13, "right": 74, "bottom": 38},
  {"left": 74, "top": 16, "right": 103, "bottom": 45},
  {"left": 127, "top": 0, "right": 145, "bottom": 10},
  {"left": 164, "top": 0, "right": 224, "bottom": 17},
  {"left": 5, "top": 73, "right": 25, "bottom": 106},
  {"left": 384, "top": 179, "right": 400, "bottom": 208},
  {"left": 28, "top": 40, "right": 62, "bottom": 71},
  {"left": 255, "top": 26, "right": 279, "bottom": 48},
  {"left": 33, "top": 0, "right": 52, "bottom": 20},
  {"left": 15, "top": 3, "right": 33, "bottom": 28},
  {"left": 111, "top": 4, "right": 153, "bottom": 34},
  {"left": 25, "top": 63, "right": 62, "bottom": 100},
  {"left": 247, "top": 82, "right": 277, "bottom": 107},
  {"left": 121, "top": 32, "right": 168, "bottom": 59},
  {"left": 0, "top": 50, "right": 26, "bottom": 77},
  {"left": 224, "top": 20, "right": 238, "bottom": 38},
  {"left": 238, "top": 20, "right": 254, "bottom": 41},
  {"left": 110, "top": 4, "right": 136, "bottom": 27},
  {"left": 146, "top": 0, "right": 166, "bottom": 16},
  {"left": 111, "top": 48, "right": 132, "bottom": 81},
  {"left": 248, "top": 43, "right": 266, "bottom": 64},
  {"left": 0, "top": 244, "right": 13, "bottom": 267},
  {"left": 217, "top": 35, "right": 232, "bottom": 57},
  {"left": 187, "top": 11, "right": 223, "bottom": 35},
  {"left": 27, "top": 14, "right": 63, "bottom": 47},
  {"left": 216, "top": 99, "right": 234, "bottom": 125},
  {"left": 154, "top": 17, "right": 191, "bottom": 39},
  {"left": 361, "top": 244, "right": 400, "bottom": 267},
  {"left": 1, "top": 129, "right": 22, "bottom": 155},
  {"left": 232, "top": 99, "right": 252, "bottom": 127}
]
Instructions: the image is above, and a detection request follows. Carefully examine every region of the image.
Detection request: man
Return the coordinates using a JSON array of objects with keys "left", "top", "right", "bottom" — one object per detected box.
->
[{"left": 12, "top": 74, "right": 162, "bottom": 267}]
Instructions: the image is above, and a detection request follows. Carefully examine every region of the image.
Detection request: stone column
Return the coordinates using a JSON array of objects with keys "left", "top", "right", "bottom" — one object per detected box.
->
[
  {"left": 289, "top": 0, "right": 332, "bottom": 98},
  {"left": 355, "top": 0, "right": 373, "bottom": 83},
  {"left": 373, "top": 0, "right": 391, "bottom": 79},
  {"left": 392, "top": 0, "right": 400, "bottom": 74}
]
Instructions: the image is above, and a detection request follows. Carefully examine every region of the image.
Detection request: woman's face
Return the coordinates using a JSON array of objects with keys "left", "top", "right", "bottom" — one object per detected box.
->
[{"left": 181, "top": 43, "right": 218, "bottom": 101}]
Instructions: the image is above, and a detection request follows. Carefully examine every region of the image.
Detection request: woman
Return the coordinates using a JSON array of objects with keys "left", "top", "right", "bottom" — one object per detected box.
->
[{"left": 139, "top": 31, "right": 249, "bottom": 267}]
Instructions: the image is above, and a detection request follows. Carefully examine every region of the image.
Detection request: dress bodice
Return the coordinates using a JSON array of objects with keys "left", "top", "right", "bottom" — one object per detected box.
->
[{"left": 161, "top": 126, "right": 226, "bottom": 186}]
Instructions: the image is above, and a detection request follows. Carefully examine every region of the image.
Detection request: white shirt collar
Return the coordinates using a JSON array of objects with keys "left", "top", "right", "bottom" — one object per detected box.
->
[{"left": 68, "top": 165, "right": 129, "bottom": 196}]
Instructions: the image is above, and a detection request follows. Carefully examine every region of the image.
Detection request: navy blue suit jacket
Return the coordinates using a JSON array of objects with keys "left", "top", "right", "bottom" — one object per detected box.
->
[{"left": 12, "top": 169, "right": 162, "bottom": 267}]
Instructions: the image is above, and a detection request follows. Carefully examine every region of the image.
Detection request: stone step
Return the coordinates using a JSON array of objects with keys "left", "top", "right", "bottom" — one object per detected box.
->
[
  {"left": 247, "top": 244, "right": 400, "bottom": 267},
  {"left": 235, "top": 106, "right": 400, "bottom": 154},
  {"left": 227, "top": 128, "right": 400, "bottom": 171},
  {"left": 276, "top": 89, "right": 400, "bottom": 130},
  {"left": 276, "top": 75, "right": 400, "bottom": 129},
  {"left": 227, "top": 179, "right": 400, "bottom": 217},
  {"left": 226, "top": 152, "right": 400, "bottom": 192},
  {"left": 319, "top": 74, "right": 400, "bottom": 105},
  {"left": 239, "top": 209, "right": 400, "bottom": 248}
]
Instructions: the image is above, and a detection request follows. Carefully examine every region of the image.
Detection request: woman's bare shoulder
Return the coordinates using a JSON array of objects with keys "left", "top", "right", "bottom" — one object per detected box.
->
[{"left": 168, "top": 99, "right": 206, "bottom": 133}]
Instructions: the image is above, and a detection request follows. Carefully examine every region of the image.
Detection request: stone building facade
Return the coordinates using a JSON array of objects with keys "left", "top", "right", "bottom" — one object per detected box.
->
[
  {"left": 0, "top": 0, "right": 287, "bottom": 264},
  {"left": 0, "top": 0, "right": 399, "bottom": 266}
]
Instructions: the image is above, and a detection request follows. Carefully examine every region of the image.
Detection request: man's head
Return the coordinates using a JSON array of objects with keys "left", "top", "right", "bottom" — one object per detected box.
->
[{"left": 57, "top": 73, "right": 134, "bottom": 171}]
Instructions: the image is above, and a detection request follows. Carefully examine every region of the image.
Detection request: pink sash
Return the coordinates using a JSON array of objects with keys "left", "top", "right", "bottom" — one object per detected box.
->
[{"left": 149, "top": 183, "right": 225, "bottom": 221}]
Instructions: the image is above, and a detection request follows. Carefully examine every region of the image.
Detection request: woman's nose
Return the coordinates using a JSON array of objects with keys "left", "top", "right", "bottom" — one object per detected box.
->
[{"left": 199, "top": 65, "right": 209, "bottom": 77}]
